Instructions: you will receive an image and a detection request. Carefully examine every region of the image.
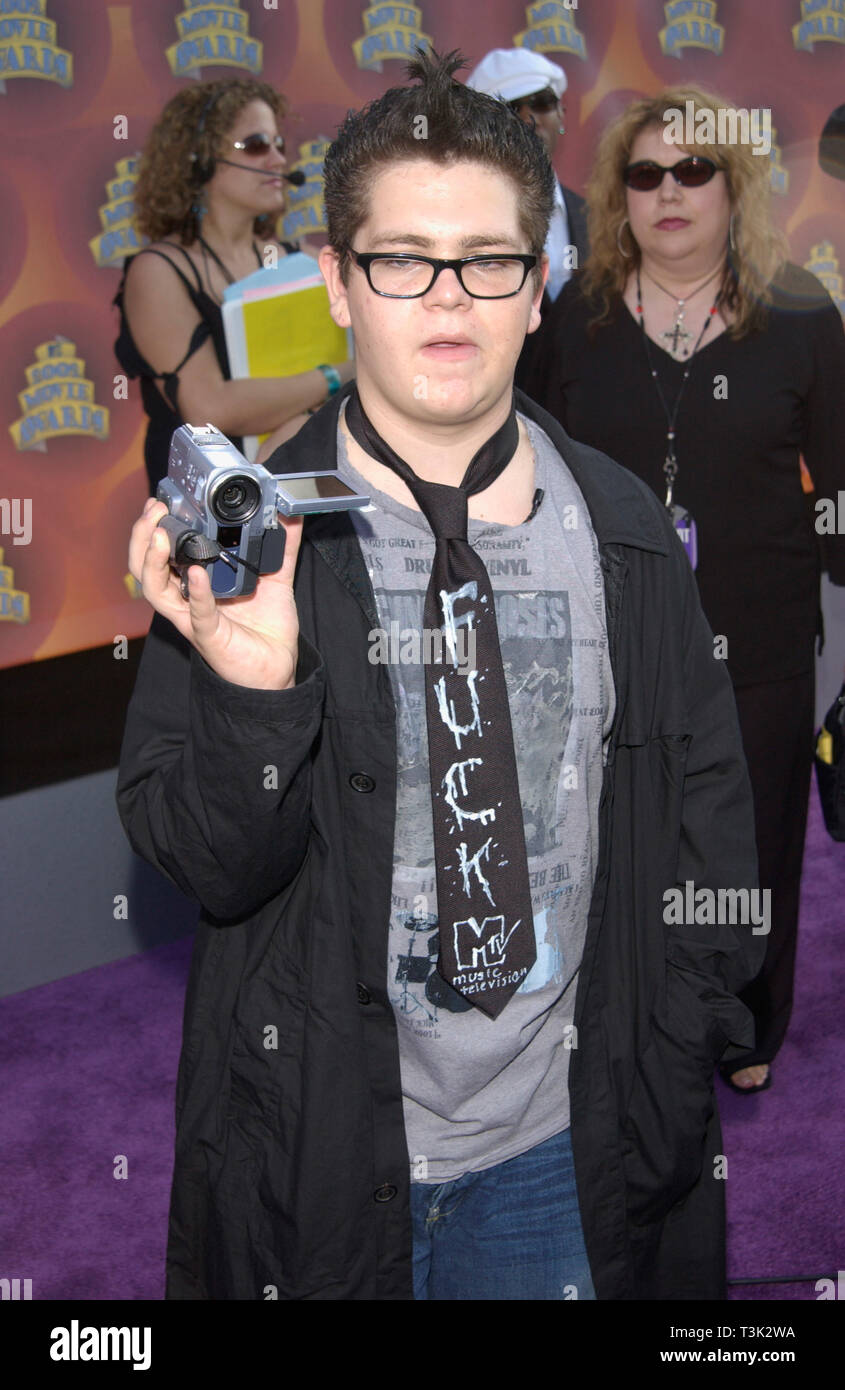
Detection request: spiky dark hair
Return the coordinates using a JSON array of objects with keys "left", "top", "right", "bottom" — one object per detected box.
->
[{"left": 322, "top": 48, "right": 555, "bottom": 285}]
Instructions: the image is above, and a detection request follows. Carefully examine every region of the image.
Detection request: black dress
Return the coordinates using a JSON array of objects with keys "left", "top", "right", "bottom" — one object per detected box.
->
[
  {"left": 113, "top": 240, "right": 299, "bottom": 493},
  {"left": 523, "top": 262, "right": 845, "bottom": 1073}
]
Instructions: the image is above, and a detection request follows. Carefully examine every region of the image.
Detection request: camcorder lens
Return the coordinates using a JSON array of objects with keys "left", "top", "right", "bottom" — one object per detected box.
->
[{"left": 209, "top": 473, "right": 262, "bottom": 523}]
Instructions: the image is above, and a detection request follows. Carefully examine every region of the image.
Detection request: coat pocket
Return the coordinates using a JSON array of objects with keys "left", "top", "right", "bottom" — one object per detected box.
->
[{"left": 620, "top": 964, "right": 721, "bottom": 1228}]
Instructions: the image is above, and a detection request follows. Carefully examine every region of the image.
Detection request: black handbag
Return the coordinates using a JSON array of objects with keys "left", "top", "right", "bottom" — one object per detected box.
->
[{"left": 815, "top": 682, "right": 845, "bottom": 842}]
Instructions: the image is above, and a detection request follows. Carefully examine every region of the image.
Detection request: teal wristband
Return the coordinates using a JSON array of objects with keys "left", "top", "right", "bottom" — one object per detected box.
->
[{"left": 316, "top": 363, "right": 341, "bottom": 398}]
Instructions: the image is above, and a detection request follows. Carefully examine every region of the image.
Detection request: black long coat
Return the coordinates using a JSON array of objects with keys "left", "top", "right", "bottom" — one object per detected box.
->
[
  {"left": 514, "top": 182, "right": 589, "bottom": 391},
  {"left": 116, "top": 387, "right": 764, "bottom": 1300}
]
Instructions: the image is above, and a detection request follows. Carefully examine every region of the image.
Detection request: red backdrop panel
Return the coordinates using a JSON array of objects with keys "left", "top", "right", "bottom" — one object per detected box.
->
[{"left": 0, "top": 0, "right": 842, "bottom": 667}]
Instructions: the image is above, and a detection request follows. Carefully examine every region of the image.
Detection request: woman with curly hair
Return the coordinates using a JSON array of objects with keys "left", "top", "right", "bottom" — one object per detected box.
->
[
  {"left": 523, "top": 86, "right": 845, "bottom": 1095},
  {"left": 115, "top": 78, "right": 354, "bottom": 491}
]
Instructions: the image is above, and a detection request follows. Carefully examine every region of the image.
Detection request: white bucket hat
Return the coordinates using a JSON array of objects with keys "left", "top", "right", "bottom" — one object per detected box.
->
[{"left": 465, "top": 48, "right": 567, "bottom": 104}]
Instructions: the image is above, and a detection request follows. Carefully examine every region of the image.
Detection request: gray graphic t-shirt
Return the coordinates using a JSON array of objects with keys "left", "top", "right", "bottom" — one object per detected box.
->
[{"left": 340, "top": 413, "right": 615, "bottom": 1183}]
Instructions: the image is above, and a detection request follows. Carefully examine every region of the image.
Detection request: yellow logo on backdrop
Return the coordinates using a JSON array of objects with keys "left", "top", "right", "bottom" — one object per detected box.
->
[
  {"left": 0, "top": 0, "right": 72, "bottom": 89},
  {"left": 281, "top": 139, "right": 330, "bottom": 240},
  {"left": 659, "top": 0, "right": 724, "bottom": 58},
  {"left": 10, "top": 337, "right": 110, "bottom": 451},
  {"left": 514, "top": 2, "right": 587, "bottom": 60},
  {"left": 167, "top": 0, "right": 262, "bottom": 79},
  {"left": 90, "top": 156, "right": 147, "bottom": 269},
  {"left": 793, "top": 0, "right": 845, "bottom": 49},
  {"left": 768, "top": 129, "right": 789, "bottom": 195},
  {"left": 353, "top": 4, "right": 432, "bottom": 71},
  {"left": 0, "top": 547, "right": 29, "bottom": 624},
  {"left": 806, "top": 241, "right": 845, "bottom": 314}
]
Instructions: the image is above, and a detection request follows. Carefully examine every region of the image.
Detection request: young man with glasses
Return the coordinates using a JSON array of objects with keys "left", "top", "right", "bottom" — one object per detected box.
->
[{"left": 119, "top": 50, "right": 763, "bottom": 1302}]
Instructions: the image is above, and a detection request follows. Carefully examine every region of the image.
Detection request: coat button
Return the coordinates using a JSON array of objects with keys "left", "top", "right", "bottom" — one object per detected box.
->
[
  {"left": 357, "top": 982, "right": 371, "bottom": 1005},
  {"left": 349, "top": 772, "right": 375, "bottom": 793},
  {"left": 374, "top": 1183, "right": 397, "bottom": 1203}
]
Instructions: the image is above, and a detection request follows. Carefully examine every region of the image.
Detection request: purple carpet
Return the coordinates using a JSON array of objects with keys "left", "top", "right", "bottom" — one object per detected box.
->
[{"left": 2, "top": 790, "right": 843, "bottom": 1301}]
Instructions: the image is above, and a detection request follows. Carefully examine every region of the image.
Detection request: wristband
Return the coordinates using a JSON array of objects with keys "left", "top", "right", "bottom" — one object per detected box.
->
[{"left": 316, "top": 363, "right": 342, "bottom": 398}]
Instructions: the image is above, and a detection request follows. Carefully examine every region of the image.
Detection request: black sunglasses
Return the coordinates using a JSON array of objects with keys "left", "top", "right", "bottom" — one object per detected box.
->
[
  {"left": 623, "top": 156, "right": 718, "bottom": 191},
  {"left": 231, "top": 132, "right": 286, "bottom": 157},
  {"left": 510, "top": 88, "right": 561, "bottom": 114}
]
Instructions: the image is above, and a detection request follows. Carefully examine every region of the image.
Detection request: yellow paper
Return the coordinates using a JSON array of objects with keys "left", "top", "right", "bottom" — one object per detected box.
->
[{"left": 242, "top": 285, "right": 349, "bottom": 379}]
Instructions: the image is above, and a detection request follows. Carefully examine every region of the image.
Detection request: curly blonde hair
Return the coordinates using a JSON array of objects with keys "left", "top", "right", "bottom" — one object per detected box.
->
[
  {"left": 582, "top": 86, "right": 788, "bottom": 336},
  {"left": 134, "top": 78, "right": 288, "bottom": 244}
]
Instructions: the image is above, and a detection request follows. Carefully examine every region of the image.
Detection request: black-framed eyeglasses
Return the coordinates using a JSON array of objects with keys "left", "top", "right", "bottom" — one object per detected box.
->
[
  {"left": 231, "top": 132, "right": 286, "bottom": 157},
  {"left": 348, "top": 249, "right": 538, "bottom": 299},
  {"left": 623, "top": 156, "right": 718, "bottom": 191},
  {"left": 510, "top": 87, "right": 561, "bottom": 115}
]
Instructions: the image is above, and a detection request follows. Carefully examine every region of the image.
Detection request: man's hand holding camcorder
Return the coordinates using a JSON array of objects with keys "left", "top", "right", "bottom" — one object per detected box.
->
[{"left": 129, "top": 499, "right": 304, "bottom": 691}]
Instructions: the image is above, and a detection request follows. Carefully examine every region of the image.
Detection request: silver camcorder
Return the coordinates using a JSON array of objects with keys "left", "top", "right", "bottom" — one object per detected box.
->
[{"left": 156, "top": 423, "right": 370, "bottom": 598}]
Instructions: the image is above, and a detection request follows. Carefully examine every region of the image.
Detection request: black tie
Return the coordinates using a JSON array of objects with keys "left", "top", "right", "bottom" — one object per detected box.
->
[{"left": 345, "top": 389, "right": 536, "bottom": 1020}]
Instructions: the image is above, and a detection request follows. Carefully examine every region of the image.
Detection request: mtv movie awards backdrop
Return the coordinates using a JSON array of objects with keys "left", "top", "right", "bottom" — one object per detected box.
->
[{"left": 0, "top": 0, "right": 842, "bottom": 666}]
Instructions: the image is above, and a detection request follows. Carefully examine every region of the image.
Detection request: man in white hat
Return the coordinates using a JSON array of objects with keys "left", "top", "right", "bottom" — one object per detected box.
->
[{"left": 466, "top": 48, "right": 588, "bottom": 314}]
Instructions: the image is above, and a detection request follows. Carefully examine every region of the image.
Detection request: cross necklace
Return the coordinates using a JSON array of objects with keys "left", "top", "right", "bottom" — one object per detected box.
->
[
  {"left": 642, "top": 264, "right": 724, "bottom": 359},
  {"left": 635, "top": 266, "right": 724, "bottom": 507}
]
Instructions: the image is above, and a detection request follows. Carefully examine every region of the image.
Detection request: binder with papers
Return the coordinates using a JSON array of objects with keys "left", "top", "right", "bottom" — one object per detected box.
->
[{"left": 222, "top": 252, "right": 351, "bottom": 460}]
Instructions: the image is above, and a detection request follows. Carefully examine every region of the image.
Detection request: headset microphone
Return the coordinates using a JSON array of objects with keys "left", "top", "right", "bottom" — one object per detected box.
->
[
  {"left": 192, "top": 89, "right": 300, "bottom": 184},
  {"left": 213, "top": 157, "right": 277, "bottom": 176},
  {"left": 213, "top": 159, "right": 305, "bottom": 185}
]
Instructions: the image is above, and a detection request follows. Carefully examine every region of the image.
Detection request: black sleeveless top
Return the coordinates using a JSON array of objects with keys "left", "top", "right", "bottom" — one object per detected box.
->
[{"left": 113, "top": 240, "right": 299, "bottom": 492}]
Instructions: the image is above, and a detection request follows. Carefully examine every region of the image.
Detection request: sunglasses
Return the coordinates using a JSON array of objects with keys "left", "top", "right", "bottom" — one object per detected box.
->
[
  {"left": 623, "top": 156, "right": 718, "bottom": 191},
  {"left": 231, "top": 132, "right": 286, "bottom": 157},
  {"left": 511, "top": 88, "right": 561, "bottom": 115}
]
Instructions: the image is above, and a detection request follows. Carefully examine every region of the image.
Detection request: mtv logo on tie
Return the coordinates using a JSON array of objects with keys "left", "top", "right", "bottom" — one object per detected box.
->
[{"left": 453, "top": 915, "right": 522, "bottom": 972}]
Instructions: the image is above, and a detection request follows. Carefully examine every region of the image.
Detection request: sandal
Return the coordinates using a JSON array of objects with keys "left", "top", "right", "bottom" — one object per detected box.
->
[{"left": 718, "top": 1063, "right": 772, "bottom": 1095}]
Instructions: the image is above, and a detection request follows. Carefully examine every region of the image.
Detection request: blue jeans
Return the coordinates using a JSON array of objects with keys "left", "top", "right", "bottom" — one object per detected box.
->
[{"left": 409, "top": 1126, "right": 596, "bottom": 1300}]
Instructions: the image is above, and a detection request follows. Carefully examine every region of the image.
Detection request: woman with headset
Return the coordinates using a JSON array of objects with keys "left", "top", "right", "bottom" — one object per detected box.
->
[{"left": 115, "top": 78, "right": 354, "bottom": 492}]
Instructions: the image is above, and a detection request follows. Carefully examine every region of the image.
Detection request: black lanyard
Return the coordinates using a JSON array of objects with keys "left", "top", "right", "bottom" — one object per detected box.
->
[{"left": 198, "top": 236, "right": 263, "bottom": 300}]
